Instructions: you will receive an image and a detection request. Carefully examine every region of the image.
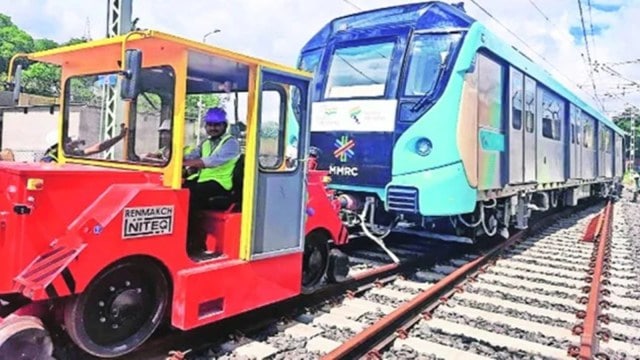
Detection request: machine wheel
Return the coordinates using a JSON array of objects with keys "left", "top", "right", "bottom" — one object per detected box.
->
[
  {"left": 64, "top": 259, "right": 169, "bottom": 358},
  {"left": 302, "top": 233, "right": 329, "bottom": 293},
  {"left": 326, "top": 248, "right": 349, "bottom": 283},
  {"left": 0, "top": 315, "right": 53, "bottom": 360}
]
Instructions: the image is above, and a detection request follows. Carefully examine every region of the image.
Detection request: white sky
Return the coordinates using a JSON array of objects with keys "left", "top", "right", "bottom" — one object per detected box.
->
[{"left": 3, "top": 0, "right": 638, "bottom": 116}]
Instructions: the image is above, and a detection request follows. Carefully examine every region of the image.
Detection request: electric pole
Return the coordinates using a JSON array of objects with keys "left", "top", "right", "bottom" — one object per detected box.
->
[
  {"left": 102, "top": 0, "right": 132, "bottom": 159},
  {"left": 631, "top": 116, "right": 636, "bottom": 170}
]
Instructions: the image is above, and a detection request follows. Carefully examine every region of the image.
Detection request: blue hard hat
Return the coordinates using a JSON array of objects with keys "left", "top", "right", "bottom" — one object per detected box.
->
[{"left": 203, "top": 107, "right": 227, "bottom": 124}]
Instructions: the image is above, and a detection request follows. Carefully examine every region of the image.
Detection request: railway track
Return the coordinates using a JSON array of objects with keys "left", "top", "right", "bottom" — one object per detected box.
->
[
  {"left": 150, "top": 200, "right": 619, "bottom": 360},
  {"left": 321, "top": 198, "right": 640, "bottom": 360},
  {"left": 117, "top": 228, "right": 475, "bottom": 360},
  {"left": 97, "top": 197, "right": 640, "bottom": 360}
]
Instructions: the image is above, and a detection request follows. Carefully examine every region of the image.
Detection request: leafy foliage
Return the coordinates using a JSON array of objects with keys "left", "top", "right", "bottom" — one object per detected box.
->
[
  {"left": 612, "top": 106, "right": 640, "bottom": 159},
  {"left": 185, "top": 94, "right": 221, "bottom": 122},
  {"left": 0, "top": 13, "right": 90, "bottom": 98}
]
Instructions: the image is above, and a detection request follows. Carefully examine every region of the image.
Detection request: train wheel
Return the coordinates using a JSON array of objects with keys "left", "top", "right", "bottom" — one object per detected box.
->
[
  {"left": 302, "top": 233, "right": 329, "bottom": 293},
  {"left": 63, "top": 259, "right": 169, "bottom": 358},
  {"left": 0, "top": 315, "right": 53, "bottom": 360}
]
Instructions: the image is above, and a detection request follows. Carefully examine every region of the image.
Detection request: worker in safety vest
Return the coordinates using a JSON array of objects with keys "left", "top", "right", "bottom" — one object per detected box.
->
[
  {"left": 183, "top": 107, "right": 241, "bottom": 253},
  {"left": 142, "top": 119, "right": 172, "bottom": 162}
]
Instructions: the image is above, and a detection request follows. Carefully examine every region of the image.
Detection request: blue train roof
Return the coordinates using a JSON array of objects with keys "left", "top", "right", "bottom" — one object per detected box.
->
[{"left": 301, "top": 1, "right": 475, "bottom": 52}]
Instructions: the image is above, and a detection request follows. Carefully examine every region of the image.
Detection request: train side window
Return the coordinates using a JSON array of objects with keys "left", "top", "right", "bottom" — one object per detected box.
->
[
  {"left": 258, "top": 86, "right": 286, "bottom": 169},
  {"left": 582, "top": 117, "right": 593, "bottom": 149},
  {"left": 541, "top": 88, "right": 563, "bottom": 141},
  {"left": 574, "top": 106, "right": 582, "bottom": 145},
  {"left": 511, "top": 68, "right": 523, "bottom": 130},
  {"left": 477, "top": 54, "right": 504, "bottom": 129},
  {"left": 571, "top": 124, "right": 575, "bottom": 144},
  {"left": 524, "top": 77, "right": 535, "bottom": 133}
]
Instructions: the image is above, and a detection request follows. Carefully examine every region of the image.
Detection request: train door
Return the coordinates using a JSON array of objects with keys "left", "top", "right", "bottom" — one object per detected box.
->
[
  {"left": 523, "top": 76, "right": 536, "bottom": 182},
  {"left": 245, "top": 68, "right": 309, "bottom": 259},
  {"left": 569, "top": 105, "right": 579, "bottom": 179},
  {"left": 597, "top": 124, "right": 605, "bottom": 177},
  {"left": 508, "top": 68, "right": 524, "bottom": 184}
]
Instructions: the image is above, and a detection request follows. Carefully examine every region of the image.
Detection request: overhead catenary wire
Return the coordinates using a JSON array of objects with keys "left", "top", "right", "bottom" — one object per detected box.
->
[
  {"left": 341, "top": 0, "right": 362, "bottom": 10},
  {"left": 576, "top": 0, "right": 603, "bottom": 110},
  {"left": 587, "top": 0, "right": 597, "bottom": 50},
  {"left": 527, "top": 0, "right": 608, "bottom": 111}
]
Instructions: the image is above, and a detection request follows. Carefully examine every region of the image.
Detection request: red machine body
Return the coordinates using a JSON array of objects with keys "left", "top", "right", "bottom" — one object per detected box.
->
[{"left": 0, "top": 161, "right": 346, "bottom": 331}]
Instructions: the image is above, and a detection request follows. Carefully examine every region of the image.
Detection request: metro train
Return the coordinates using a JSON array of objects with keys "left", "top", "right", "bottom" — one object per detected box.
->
[{"left": 299, "top": 1, "right": 625, "bottom": 246}]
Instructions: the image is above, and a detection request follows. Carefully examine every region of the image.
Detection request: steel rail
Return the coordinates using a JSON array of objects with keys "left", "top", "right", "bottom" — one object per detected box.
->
[{"left": 322, "top": 202, "right": 597, "bottom": 360}]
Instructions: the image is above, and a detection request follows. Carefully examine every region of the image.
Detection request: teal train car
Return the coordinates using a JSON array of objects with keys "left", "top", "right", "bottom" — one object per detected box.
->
[{"left": 299, "top": 1, "right": 624, "bottom": 243}]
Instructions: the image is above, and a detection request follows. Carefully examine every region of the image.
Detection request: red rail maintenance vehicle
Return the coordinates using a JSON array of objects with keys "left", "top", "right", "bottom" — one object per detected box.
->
[{"left": 0, "top": 31, "right": 347, "bottom": 358}]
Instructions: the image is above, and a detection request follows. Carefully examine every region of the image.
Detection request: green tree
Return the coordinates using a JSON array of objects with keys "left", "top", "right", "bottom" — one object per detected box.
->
[
  {"left": 21, "top": 62, "right": 61, "bottom": 96},
  {"left": 0, "top": 13, "right": 90, "bottom": 98},
  {"left": 33, "top": 38, "right": 59, "bottom": 52},
  {"left": 612, "top": 106, "right": 640, "bottom": 161},
  {"left": 0, "top": 14, "right": 34, "bottom": 75},
  {"left": 185, "top": 94, "right": 220, "bottom": 122}
]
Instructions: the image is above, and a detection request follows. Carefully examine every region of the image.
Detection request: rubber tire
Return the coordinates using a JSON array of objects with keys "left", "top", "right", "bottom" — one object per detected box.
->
[
  {"left": 326, "top": 248, "right": 349, "bottom": 283},
  {"left": 63, "top": 259, "right": 169, "bottom": 358},
  {"left": 302, "top": 234, "right": 329, "bottom": 294}
]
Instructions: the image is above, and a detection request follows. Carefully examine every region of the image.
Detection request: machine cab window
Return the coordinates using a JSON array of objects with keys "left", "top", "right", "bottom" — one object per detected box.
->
[{"left": 63, "top": 66, "right": 176, "bottom": 165}]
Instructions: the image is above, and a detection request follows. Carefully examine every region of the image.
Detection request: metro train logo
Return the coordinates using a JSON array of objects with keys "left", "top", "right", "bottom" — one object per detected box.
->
[{"left": 334, "top": 135, "right": 355, "bottom": 162}]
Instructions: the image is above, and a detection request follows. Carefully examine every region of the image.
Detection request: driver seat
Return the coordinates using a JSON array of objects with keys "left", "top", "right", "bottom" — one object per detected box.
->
[{"left": 205, "top": 154, "right": 244, "bottom": 212}]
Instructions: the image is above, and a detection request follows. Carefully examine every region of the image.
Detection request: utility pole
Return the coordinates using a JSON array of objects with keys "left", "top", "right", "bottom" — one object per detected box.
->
[
  {"left": 102, "top": 0, "right": 133, "bottom": 159},
  {"left": 631, "top": 116, "right": 636, "bottom": 170},
  {"left": 196, "top": 30, "right": 221, "bottom": 145}
]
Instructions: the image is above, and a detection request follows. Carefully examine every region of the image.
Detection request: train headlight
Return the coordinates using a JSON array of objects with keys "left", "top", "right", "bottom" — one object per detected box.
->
[{"left": 415, "top": 137, "right": 433, "bottom": 156}]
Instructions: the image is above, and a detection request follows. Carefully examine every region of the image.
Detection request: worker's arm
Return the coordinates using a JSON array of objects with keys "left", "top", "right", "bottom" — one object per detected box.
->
[{"left": 83, "top": 125, "right": 128, "bottom": 156}]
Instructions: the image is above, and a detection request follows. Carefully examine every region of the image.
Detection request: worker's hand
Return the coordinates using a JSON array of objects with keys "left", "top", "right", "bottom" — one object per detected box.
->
[
  {"left": 118, "top": 123, "right": 129, "bottom": 138},
  {"left": 182, "top": 166, "right": 198, "bottom": 178}
]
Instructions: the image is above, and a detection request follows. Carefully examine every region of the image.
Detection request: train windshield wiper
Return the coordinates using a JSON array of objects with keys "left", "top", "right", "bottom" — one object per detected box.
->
[{"left": 410, "top": 41, "right": 456, "bottom": 112}]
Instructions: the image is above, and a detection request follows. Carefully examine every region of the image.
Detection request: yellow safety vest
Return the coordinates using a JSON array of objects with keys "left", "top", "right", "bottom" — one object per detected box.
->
[
  {"left": 42, "top": 146, "right": 59, "bottom": 163},
  {"left": 197, "top": 135, "right": 238, "bottom": 190}
]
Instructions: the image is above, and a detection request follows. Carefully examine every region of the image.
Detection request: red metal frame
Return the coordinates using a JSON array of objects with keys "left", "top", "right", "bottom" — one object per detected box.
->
[{"left": 0, "top": 160, "right": 346, "bottom": 332}]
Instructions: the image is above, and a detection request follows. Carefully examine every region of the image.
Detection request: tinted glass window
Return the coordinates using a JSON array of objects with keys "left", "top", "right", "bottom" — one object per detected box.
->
[{"left": 325, "top": 41, "right": 394, "bottom": 98}]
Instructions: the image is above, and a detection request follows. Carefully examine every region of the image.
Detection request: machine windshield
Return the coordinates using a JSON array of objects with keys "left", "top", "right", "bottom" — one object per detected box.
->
[
  {"left": 403, "top": 33, "right": 462, "bottom": 97},
  {"left": 63, "top": 66, "right": 175, "bottom": 165},
  {"left": 324, "top": 41, "right": 395, "bottom": 99}
]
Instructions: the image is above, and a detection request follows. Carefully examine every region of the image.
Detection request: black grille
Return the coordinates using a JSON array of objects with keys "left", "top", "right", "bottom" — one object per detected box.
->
[{"left": 386, "top": 186, "right": 419, "bottom": 213}]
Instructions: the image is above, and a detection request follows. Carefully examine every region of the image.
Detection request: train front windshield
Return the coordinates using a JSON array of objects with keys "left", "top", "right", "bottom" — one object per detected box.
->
[
  {"left": 303, "top": 32, "right": 462, "bottom": 101},
  {"left": 324, "top": 41, "right": 395, "bottom": 99}
]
